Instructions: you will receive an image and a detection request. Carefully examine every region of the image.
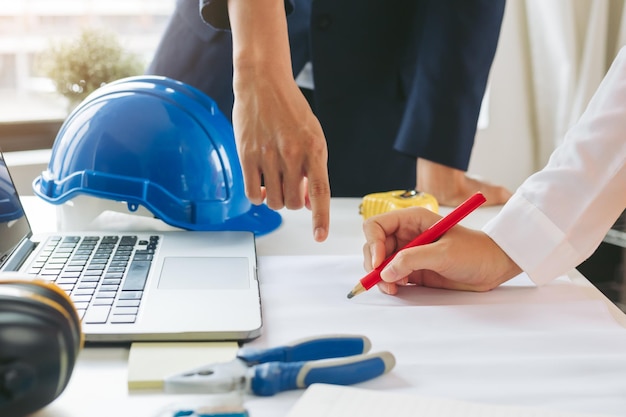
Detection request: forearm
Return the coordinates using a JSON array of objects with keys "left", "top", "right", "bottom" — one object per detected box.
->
[{"left": 227, "top": 0, "right": 294, "bottom": 90}]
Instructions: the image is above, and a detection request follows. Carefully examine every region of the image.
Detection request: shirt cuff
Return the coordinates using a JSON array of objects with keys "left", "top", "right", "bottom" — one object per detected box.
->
[{"left": 482, "top": 193, "right": 580, "bottom": 286}]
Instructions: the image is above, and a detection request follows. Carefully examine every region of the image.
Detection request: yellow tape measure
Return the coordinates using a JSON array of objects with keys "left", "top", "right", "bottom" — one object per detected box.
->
[{"left": 359, "top": 189, "right": 439, "bottom": 219}]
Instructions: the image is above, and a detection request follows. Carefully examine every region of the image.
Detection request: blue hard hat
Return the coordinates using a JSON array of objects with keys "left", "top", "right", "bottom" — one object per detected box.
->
[{"left": 33, "top": 76, "right": 281, "bottom": 235}]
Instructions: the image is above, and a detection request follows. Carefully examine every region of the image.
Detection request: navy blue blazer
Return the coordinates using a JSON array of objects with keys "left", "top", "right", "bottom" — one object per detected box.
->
[{"left": 148, "top": 0, "right": 505, "bottom": 197}]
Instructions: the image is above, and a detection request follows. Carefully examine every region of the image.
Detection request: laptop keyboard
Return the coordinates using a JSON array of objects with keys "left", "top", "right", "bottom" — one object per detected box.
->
[{"left": 27, "top": 235, "right": 159, "bottom": 324}]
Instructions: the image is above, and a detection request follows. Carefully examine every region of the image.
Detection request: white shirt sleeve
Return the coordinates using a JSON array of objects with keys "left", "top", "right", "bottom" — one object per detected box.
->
[{"left": 482, "top": 47, "right": 626, "bottom": 285}]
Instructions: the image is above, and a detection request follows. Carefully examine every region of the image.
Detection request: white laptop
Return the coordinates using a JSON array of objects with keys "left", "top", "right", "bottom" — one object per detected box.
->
[{"left": 0, "top": 151, "right": 262, "bottom": 343}]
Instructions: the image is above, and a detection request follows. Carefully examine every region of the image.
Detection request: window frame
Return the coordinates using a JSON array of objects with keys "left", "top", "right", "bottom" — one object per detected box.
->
[{"left": 0, "top": 120, "right": 61, "bottom": 152}]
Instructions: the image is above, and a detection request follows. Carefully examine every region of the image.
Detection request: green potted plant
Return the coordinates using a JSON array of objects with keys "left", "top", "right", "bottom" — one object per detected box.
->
[{"left": 39, "top": 27, "right": 144, "bottom": 109}]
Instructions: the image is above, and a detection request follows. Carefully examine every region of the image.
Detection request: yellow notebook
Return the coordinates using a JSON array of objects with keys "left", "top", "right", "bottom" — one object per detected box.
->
[{"left": 127, "top": 341, "right": 238, "bottom": 390}]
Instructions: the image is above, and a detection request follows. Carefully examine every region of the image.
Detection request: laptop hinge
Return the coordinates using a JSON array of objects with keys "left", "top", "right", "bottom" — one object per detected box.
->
[{"left": 1, "top": 238, "right": 37, "bottom": 272}]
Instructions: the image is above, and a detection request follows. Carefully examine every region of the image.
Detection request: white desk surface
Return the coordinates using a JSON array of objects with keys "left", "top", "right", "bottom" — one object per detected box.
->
[{"left": 19, "top": 196, "right": 626, "bottom": 417}]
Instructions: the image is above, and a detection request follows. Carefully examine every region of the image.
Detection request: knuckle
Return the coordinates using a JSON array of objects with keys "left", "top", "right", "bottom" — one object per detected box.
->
[
  {"left": 265, "top": 198, "right": 285, "bottom": 210},
  {"left": 393, "top": 251, "right": 410, "bottom": 269},
  {"left": 307, "top": 178, "right": 330, "bottom": 198},
  {"left": 284, "top": 197, "right": 305, "bottom": 210},
  {"left": 394, "top": 250, "right": 407, "bottom": 263}
]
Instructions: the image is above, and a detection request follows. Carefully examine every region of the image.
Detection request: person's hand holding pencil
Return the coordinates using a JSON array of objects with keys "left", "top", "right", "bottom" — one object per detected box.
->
[{"left": 352, "top": 192, "right": 522, "bottom": 297}]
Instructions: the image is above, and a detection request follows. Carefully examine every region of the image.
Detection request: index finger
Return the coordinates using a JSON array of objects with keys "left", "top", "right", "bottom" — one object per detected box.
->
[
  {"left": 306, "top": 171, "right": 330, "bottom": 242},
  {"left": 363, "top": 207, "right": 442, "bottom": 266},
  {"left": 362, "top": 217, "right": 391, "bottom": 270}
]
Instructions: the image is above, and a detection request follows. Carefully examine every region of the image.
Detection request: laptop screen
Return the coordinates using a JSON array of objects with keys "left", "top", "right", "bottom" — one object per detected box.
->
[{"left": 0, "top": 150, "right": 33, "bottom": 269}]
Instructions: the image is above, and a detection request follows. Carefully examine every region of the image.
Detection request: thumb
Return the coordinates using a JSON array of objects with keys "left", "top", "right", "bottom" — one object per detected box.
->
[
  {"left": 380, "top": 245, "right": 442, "bottom": 283},
  {"left": 379, "top": 249, "right": 416, "bottom": 283}
]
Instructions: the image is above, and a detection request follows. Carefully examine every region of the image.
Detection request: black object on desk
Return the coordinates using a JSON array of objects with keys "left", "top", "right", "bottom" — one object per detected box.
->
[{"left": 578, "top": 210, "right": 626, "bottom": 313}]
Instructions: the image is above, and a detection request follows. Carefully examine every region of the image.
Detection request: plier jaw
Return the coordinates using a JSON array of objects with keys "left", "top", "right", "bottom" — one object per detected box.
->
[{"left": 165, "top": 359, "right": 252, "bottom": 394}]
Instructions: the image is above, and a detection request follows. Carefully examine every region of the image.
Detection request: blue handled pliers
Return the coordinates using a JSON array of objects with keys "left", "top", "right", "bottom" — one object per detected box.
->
[{"left": 163, "top": 334, "right": 395, "bottom": 396}]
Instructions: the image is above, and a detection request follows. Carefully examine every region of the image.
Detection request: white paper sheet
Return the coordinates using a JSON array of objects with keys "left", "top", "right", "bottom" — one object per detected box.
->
[
  {"left": 286, "top": 384, "right": 614, "bottom": 417},
  {"left": 243, "top": 255, "right": 626, "bottom": 417}
]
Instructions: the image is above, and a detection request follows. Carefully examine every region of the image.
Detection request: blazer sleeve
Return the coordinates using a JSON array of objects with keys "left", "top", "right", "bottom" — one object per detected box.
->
[
  {"left": 199, "top": 0, "right": 294, "bottom": 30},
  {"left": 482, "top": 47, "right": 626, "bottom": 285},
  {"left": 393, "top": 0, "right": 505, "bottom": 171}
]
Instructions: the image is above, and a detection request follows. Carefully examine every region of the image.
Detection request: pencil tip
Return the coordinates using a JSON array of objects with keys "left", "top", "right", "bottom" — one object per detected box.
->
[{"left": 346, "top": 282, "right": 365, "bottom": 300}]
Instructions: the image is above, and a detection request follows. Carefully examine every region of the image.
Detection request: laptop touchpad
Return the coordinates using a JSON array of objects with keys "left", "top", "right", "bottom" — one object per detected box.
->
[{"left": 157, "top": 257, "right": 250, "bottom": 290}]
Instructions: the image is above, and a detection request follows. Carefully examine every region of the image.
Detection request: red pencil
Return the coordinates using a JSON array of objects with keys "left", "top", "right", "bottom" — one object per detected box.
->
[{"left": 347, "top": 192, "right": 487, "bottom": 299}]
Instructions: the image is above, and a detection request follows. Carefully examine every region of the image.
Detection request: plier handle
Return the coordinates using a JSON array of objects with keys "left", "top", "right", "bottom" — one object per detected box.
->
[
  {"left": 238, "top": 333, "right": 371, "bottom": 364},
  {"left": 164, "top": 334, "right": 395, "bottom": 396}
]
